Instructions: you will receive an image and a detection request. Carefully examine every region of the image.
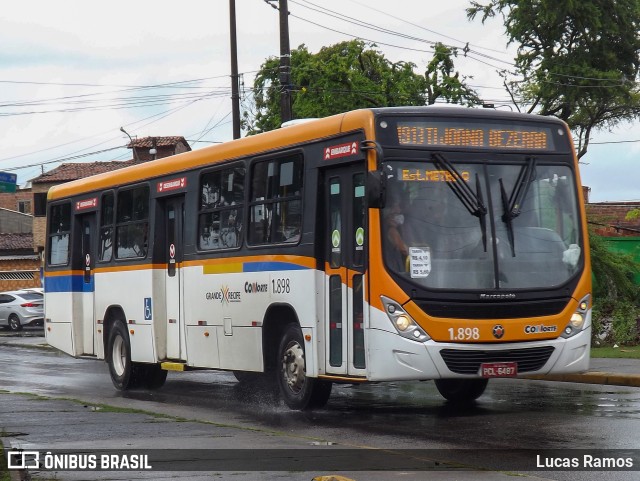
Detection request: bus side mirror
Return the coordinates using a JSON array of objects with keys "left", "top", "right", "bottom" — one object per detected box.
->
[{"left": 367, "top": 171, "right": 386, "bottom": 209}]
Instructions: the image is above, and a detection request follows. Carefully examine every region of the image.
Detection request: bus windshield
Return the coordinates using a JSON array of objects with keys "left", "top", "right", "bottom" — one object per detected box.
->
[{"left": 382, "top": 159, "right": 582, "bottom": 290}]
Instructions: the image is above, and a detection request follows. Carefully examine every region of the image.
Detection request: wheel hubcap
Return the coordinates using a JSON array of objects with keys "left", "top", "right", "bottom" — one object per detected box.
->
[
  {"left": 282, "top": 341, "right": 305, "bottom": 394},
  {"left": 112, "top": 336, "right": 126, "bottom": 376}
]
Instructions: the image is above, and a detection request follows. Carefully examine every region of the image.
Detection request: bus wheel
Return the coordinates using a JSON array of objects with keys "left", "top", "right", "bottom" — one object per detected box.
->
[
  {"left": 434, "top": 378, "right": 488, "bottom": 404},
  {"left": 277, "top": 324, "right": 332, "bottom": 410},
  {"left": 107, "top": 321, "right": 142, "bottom": 390},
  {"left": 142, "top": 364, "right": 168, "bottom": 389}
]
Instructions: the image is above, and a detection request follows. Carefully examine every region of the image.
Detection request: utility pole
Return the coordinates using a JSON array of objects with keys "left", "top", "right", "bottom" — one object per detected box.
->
[
  {"left": 278, "top": 0, "right": 292, "bottom": 123},
  {"left": 229, "top": 0, "right": 241, "bottom": 139}
]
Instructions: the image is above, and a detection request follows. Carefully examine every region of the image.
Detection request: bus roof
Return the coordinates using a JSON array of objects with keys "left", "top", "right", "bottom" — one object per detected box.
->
[{"left": 47, "top": 108, "right": 376, "bottom": 201}]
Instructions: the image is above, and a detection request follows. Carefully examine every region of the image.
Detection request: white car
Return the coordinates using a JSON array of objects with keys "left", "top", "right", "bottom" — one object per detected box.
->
[{"left": 0, "top": 290, "right": 44, "bottom": 331}]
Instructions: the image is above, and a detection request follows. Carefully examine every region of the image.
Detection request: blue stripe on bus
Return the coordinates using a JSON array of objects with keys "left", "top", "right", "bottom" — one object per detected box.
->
[
  {"left": 242, "top": 262, "right": 310, "bottom": 272},
  {"left": 46, "top": 261, "right": 308, "bottom": 293},
  {"left": 45, "top": 275, "right": 95, "bottom": 293}
]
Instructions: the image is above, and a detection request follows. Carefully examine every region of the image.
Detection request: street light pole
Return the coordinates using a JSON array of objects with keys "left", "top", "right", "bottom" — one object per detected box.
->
[{"left": 120, "top": 127, "right": 140, "bottom": 162}]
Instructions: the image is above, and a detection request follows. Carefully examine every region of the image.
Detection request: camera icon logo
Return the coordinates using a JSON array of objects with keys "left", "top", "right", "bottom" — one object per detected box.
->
[{"left": 7, "top": 450, "right": 40, "bottom": 469}]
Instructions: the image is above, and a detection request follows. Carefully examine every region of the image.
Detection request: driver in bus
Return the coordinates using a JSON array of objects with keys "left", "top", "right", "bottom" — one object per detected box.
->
[{"left": 385, "top": 200, "right": 410, "bottom": 271}]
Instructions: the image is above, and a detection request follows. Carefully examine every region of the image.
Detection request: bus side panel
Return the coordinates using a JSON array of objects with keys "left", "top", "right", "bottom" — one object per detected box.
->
[
  {"left": 44, "top": 291, "right": 75, "bottom": 356},
  {"left": 44, "top": 276, "right": 89, "bottom": 357},
  {"left": 94, "top": 269, "right": 157, "bottom": 363},
  {"left": 183, "top": 263, "right": 318, "bottom": 376},
  {"left": 217, "top": 326, "right": 262, "bottom": 371},
  {"left": 185, "top": 325, "right": 220, "bottom": 368},
  {"left": 150, "top": 267, "right": 168, "bottom": 361}
]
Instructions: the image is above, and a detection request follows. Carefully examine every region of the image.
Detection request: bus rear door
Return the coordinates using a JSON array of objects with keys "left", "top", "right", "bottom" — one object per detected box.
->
[
  {"left": 163, "top": 196, "right": 186, "bottom": 360},
  {"left": 77, "top": 211, "right": 97, "bottom": 356}
]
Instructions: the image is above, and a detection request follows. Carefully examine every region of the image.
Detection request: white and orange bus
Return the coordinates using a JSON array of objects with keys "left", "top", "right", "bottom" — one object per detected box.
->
[{"left": 45, "top": 106, "right": 591, "bottom": 409}]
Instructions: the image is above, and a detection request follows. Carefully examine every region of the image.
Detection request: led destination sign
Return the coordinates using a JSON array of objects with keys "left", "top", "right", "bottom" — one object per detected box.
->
[{"left": 396, "top": 121, "right": 558, "bottom": 151}]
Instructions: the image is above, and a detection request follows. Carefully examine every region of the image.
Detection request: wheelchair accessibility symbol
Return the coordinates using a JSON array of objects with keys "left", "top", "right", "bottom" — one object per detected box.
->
[{"left": 144, "top": 298, "right": 152, "bottom": 321}]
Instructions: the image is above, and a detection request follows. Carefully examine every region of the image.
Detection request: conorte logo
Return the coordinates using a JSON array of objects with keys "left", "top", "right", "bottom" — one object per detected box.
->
[{"left": 8, "top": 450, "right": 40, "bottom": 469}]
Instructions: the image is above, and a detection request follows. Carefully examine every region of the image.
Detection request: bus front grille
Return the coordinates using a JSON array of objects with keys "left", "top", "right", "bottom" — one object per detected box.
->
[{"left": 439, "top": 346, "right": 555, "bottom": 375}]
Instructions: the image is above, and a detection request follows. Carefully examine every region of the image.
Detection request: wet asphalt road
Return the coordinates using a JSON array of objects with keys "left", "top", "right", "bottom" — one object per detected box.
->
[{"left": 2, "top": 334, "right": 640, "bottom": 480}]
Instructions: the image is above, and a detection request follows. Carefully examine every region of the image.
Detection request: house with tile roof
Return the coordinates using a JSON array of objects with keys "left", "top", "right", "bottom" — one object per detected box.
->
[
  {"left": 0, "top": 233, "right": 40, "bottom": 290},
  {"left": 30, "top": 136, "right": 191, "bottom": 257}
]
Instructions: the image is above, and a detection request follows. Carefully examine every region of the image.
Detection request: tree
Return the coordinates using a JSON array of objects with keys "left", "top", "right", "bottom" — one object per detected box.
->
[
  {"left": 425, "top": 42, "right": 481, "bottom": 106},
  {"left": 245, "top": 40, "right": 480, "bottom": 134},
  {"left": 467, "top": 0, "right": 640, "bottom": 158}
]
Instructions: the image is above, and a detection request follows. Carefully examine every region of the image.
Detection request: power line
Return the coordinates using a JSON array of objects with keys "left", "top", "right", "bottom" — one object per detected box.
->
[
  {"left": 293, "top": 0, "right": 514, "bottom": 66},
  {"left": 344, "top": 0, "right": 509, "bottom": 56},
  {"left": 0, "top": 91, "right": 228, "bottom": 117},
  {"left": 282, "top": 3, "right": 515, "bottom": 72},
  {"left": 0, "top": 74, "right": 237, "bottom": 89},
  {"left": 3, "top": 146, "right": 125, "bottom": 172},
  {"left": 590, "top": 139, "right": 640, "bottom": 145},
  {"left": 5, "top": 95, "right": 233, "bottom": 181}
]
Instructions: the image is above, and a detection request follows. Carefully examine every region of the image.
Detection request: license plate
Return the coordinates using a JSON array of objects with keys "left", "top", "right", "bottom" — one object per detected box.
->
[{"left": 480, "top": 362, "right": 518, "bottom": 378}]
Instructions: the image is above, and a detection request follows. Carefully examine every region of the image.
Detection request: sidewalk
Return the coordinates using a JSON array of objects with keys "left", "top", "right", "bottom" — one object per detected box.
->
[{"left": 2, "top": 332, "right": 639, "bottom": 387}]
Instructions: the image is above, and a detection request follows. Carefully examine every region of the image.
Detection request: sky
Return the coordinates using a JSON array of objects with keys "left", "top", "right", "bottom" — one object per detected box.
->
[{"left": 0, "top": 0, "right": 637, "bottom": 202}]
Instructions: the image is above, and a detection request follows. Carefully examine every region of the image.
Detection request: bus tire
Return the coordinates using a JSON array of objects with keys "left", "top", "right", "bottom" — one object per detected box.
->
[
  {"left": 107, "top": 321, "right": 143, "bottom": 390},
  {"left": 434, "top": 378, "right": 488, "bottom": 404},
  {"left": 277, "top": 324, "right": 332, "bottom": 410},
  {"left": 142, "top": 364, "right": 168, "bottom": 389}
]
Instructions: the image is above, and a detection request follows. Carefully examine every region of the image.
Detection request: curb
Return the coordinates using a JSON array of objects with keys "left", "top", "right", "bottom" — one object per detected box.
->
[
  {"left": 524, "top": 371, "right": 640, "bottom": 388},
  {"left": 0, "top": 341, "right": 52, "bottom": 351}
]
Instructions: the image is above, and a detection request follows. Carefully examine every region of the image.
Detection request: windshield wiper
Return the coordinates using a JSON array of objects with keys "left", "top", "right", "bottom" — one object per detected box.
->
[
  {"left": 432, "top": 153, "right": 487, "bottom": 251},
  {"left": 499, "top": 157, "right": 538, "bottom": 257}
]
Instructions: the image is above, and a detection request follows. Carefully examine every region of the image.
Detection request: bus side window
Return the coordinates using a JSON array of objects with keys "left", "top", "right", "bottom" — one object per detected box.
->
[
  {"left": 115, "top": 185, "right": 150, "bottom": 259},
  {"left": 99, "top": 192, "right": 114, "bottom": 262},
  {"left": 248, "top": 155, "right": 303, "bottom": 246},
  {"left": 48, "top": 203, "right": 72, "bottom": 266},
  {"left": 198, "top": 166, "right": 245, "bottom": 250}
]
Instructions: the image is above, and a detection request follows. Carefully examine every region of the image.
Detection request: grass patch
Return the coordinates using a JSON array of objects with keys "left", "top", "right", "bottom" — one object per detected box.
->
[
  {"left": 592, "top": 345, "right": 640, "bottom": 359},
  {"left": 0, "top": 440, "right": 9, "bottom": 481}
]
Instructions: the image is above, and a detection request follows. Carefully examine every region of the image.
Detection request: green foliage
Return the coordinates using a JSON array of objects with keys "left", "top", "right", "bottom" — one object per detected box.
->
[
  {"left": 611, "top": 301, "right": 640, "bottom": 345},
  {"left": 245, "top": 40, "right": 480, "bottom": 134},
  {"left": 590, "top": 230, "right": 640, "bottom": 303},
  {"left": 589, "top": 228, "right": 640, "bottom": 345},
  {"left": 467, "top": 0, "right": 640, "bottom": 158},
  {"left": 626, "top": 209, "right": 640, "bottom": 221},
  {"left": 0, "top": 440, "right": 8, "bottom": 481}
]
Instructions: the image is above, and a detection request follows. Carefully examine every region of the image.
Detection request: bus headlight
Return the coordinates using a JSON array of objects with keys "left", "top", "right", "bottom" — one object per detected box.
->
[
  {"left": 381, "top": 296, "right": 430, "bottom": 342},
  {"left": 561, "top": 294, "right": 590, "bottom": 339},
  {"left": 395, "top": 315, "right": 411, "bottom": 331}
]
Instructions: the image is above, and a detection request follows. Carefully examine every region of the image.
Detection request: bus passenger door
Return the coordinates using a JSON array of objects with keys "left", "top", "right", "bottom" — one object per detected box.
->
[
  {"left": 164, "top": 197, "right": 185, "bottom": 360},
  {"left": 78, "top": 213, "right": 97, "bottom": 355},
  {"left": 324, "top": 165, "right": 367, "bottom": 377}
]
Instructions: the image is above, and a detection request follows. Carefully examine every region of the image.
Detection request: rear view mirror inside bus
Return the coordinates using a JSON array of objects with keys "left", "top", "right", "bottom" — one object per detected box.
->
[{"left": 367, "top": 170, "right": 386, "bottom": 208}]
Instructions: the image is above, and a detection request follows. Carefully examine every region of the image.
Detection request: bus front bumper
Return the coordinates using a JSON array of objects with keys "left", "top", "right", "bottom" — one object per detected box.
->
[{"left": 366, "top": 325, "right": 591, "bottom": 382}]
